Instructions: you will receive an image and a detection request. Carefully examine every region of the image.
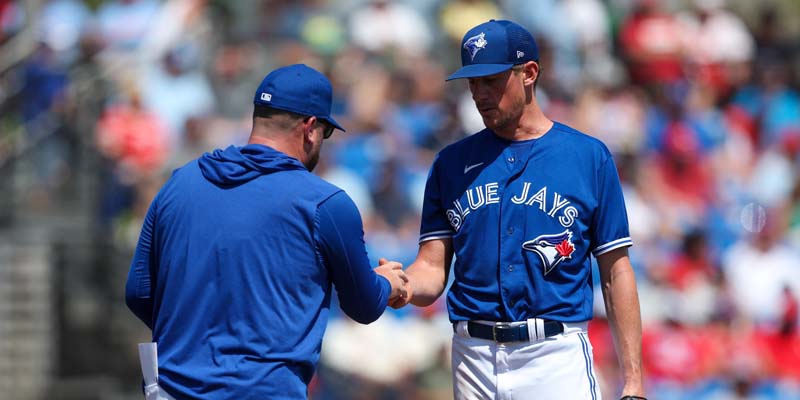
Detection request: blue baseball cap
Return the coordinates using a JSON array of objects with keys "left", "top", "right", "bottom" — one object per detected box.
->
[
  {"left": 446, "top": 20, "right": 539, "bottom": 81},
  {"left": 253, "top": 64, "right": 345, "bottom": 132}
]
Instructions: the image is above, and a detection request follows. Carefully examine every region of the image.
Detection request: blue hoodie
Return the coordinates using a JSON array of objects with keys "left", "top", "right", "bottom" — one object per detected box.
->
[{"left": 125, "top": 144, "right": 391, "bottom": 399}]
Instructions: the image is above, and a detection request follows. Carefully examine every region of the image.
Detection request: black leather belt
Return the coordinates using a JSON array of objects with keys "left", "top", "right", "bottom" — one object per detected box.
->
[{"left": 458, "top": 320, "right": 564, "bottom": 343}]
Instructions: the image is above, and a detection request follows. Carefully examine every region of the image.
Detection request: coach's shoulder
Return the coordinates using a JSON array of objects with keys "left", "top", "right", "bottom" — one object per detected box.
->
[{"left": 297, "top": 170, "right": 343, "bottom": 195}]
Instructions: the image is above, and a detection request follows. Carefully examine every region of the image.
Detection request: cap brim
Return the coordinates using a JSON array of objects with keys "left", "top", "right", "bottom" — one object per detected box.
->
[
  {"left": 320, "top": 116, "right": 345, "bottom": 133},
  {"left": 446, "top": 64, "right": 514, "bottom": 81}
]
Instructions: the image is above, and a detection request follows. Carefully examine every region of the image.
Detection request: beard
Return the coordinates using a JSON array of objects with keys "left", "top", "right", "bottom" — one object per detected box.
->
[
  {"left": 305, "top": 154, "right": 319, "bottom": 171},
  {"left": 480, "top": 96, "right": 525, "bottom": 132},
  {"left": 304, "top": 141, "right": 322, "bottom": 171}
]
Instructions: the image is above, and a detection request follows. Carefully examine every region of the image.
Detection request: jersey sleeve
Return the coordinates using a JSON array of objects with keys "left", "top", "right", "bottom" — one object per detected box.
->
[
  {"left": 316, "top": 191, "right": 390, "bottom": 324},
  {"left": 125, "top": 194, "right": 159, "bottom": 329},
  {"left": 419, "top": 154, "right": 455, "bottom": 243},
  {"left": 591, "top": 154, "right": 633, "bottom": 256}
]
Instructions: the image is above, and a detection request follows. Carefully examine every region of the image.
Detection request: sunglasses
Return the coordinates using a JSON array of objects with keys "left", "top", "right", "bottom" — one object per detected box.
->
[
  {"left": 321, "top": 123, "right": 335, "bottom": 139},
  {"left": 305, "top": 116, "right": 336, "bottom": 139}
]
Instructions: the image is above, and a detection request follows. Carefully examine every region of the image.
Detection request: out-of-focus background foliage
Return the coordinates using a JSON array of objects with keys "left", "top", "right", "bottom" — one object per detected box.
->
[{"left": 1, "top": 0, "right": 799, "bottom": 399}]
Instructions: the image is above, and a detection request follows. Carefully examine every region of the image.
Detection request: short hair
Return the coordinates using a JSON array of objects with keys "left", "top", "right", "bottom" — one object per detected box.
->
[
  {"left": 252, "top": 104, "right": 308, "bottom": 131},
  {"left": 513, "top": 63, "right": 541, "bottom": 90},
  {"left": 252, "top": 105, "right": 334, "bottom": 137},
  {"left": 253, "top": 104, "right": 304, "bottom": 121}
]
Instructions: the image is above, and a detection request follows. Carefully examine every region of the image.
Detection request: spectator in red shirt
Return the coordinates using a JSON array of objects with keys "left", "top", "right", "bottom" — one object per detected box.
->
[{"left": 619, "top": 0, "right": 685, "bottom": 86}]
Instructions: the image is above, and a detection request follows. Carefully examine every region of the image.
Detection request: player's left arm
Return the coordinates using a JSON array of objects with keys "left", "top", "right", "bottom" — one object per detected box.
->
[
  {"left": 597, "top": 247, "right": 645, "bottom": 398},
  {"left": 125, "top": 197, "right": 159, "bottom": 329}
]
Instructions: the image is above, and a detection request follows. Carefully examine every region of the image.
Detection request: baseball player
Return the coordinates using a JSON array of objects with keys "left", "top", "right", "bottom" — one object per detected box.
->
[
  {"left": 125, "top": 64, "right": 408, "bottom": 399},
  {"left": 390, "top": 20, "right": 646, "bottom": 400}
]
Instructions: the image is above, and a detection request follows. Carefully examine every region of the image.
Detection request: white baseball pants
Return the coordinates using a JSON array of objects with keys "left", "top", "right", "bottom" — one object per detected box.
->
[{"left": 451, "top": 320, "right": 601, "bottom": 400}]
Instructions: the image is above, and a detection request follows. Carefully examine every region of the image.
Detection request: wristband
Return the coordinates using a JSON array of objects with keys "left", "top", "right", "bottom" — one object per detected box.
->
[{"left": 620, "top": 396, "right": 647, "bottom": 400}]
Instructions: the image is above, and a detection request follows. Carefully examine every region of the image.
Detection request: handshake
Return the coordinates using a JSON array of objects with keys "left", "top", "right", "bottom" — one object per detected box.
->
[{"left": 374, "top": 258, "right": 413, "bottom": 308}]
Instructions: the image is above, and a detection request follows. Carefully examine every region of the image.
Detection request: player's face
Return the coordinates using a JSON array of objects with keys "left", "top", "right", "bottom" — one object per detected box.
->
[{"left": 468, "top": 69, "right": 526, "bottom": 132}]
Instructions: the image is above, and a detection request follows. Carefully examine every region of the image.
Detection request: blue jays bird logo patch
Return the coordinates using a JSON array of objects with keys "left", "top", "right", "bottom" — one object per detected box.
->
[
  {"left": 522, "top": 230, "right": 575, "bottom": 275},
  {"left": 464, "top": 32, "right": 487, "bottom": 61}
]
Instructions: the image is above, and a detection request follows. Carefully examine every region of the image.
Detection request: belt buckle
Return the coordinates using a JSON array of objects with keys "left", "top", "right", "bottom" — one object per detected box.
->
[{"left": 492, "top": 322, "right": 512, "bottom": 342}]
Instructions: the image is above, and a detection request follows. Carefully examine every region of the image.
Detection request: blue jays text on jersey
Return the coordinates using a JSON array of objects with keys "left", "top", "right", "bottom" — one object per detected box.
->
[
  {"left": 445, "top": 181, "right": 579, "bottom": 231},
  {"left": 419, "top": 122, "right": 633, "bottom": 323}
]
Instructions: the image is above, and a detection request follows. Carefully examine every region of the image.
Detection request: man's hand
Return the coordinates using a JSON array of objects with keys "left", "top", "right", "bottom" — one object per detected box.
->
[
  {"left": 374, "top": 258, "right": 408, "bottom": 305},
  {"left": 378, "top": 258, "right": 413, "bottom": 309},
  {"left": 388, "top": 286, "right": 413, "bottom": 309}
]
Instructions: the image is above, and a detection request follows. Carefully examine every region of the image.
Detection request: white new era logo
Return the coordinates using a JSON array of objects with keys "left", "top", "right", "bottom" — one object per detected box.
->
[
  {"left": 261, "top": 93, "right": 272, "bottom": 101},
  {"left": 516, "top": 51, "right": 524, "bottom": 59}
]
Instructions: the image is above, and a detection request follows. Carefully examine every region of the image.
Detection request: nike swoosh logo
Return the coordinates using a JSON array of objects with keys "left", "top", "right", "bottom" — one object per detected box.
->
[{"left": 463, "top": 162, "right": 484, "bottom": 174}]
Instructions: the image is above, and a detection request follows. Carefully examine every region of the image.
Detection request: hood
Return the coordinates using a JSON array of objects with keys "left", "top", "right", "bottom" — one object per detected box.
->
[{"left": 199, "top": 144, "right": 307, "bottom": 186}]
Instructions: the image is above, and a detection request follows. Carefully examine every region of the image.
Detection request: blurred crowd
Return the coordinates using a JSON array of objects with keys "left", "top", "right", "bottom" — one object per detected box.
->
[{"left": 2, "top": 0, "right": 800, "bottom": 398}]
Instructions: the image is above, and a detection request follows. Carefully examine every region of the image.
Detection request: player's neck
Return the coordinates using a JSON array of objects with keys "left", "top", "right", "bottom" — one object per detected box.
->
[
  {"left": 496, "top": 106, "right": 553, "bottom": 141},
  {"left": 248, "top": 127, "right": 304, "bottom": 162}
]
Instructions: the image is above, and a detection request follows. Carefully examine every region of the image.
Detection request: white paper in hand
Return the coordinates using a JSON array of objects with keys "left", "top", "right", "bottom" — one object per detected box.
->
[{"left": 138, "top": 342, "right": 163, "bottom": 399}]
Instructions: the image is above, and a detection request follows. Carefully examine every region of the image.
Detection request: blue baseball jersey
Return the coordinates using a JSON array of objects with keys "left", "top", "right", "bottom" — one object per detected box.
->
[{"left": 420, "top": 122, "right": 632, "bottom": 323}]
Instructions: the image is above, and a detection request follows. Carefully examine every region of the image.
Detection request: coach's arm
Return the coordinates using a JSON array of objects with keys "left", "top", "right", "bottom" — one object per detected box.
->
[
  {"left": 389, "top": 238, "right": 453, "bottom": 308},
  {"left": 125, "top": 198, "right": 159, "bottom": 329},
  {"left": 597, "top": 247, "right": 645, "bottom": 398}
]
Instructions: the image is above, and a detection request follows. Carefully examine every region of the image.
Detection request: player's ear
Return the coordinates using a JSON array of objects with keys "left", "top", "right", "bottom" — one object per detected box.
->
[
  {"left": 301, "top": 116, "right": 317, "bottom": 142},
  {"left": 523, "top": 61, "right": 539, "bottom": 86}
]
